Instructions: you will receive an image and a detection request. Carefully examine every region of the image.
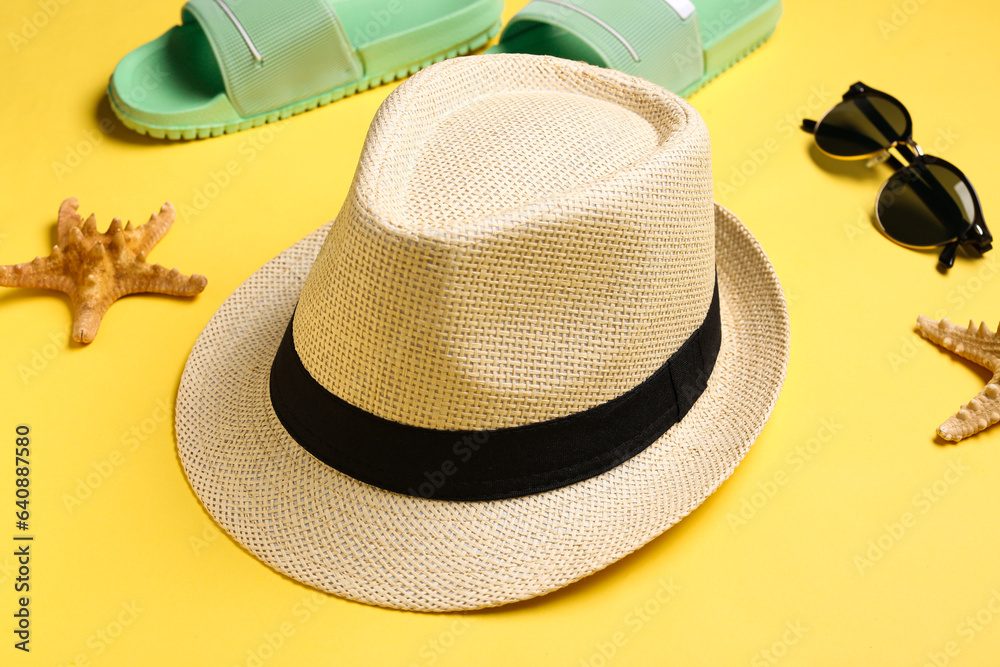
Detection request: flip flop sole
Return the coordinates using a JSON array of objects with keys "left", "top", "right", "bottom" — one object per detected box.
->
[
  {"left": 484, "top": 0, "right": 782, "bottom": 98},
  {"left": 109, "top": 20, "right": 502, "bottom": 140},
  {"left": 679, "top": 29, "right": 775, "bottom": 98}
]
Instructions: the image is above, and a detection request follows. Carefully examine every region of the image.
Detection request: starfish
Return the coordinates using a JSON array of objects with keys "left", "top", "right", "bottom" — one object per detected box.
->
[
  {"left": 0, "top": 197, "right": 207, "bottom": 344},
  {"left": 917, "top": 314, "right": 1000, "bottom": 441}
]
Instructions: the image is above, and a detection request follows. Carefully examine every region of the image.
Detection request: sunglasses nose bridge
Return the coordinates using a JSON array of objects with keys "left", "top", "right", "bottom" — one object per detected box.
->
[
  {"left": 896, "top": 138, "right": 923, "bottom": 160},
  {"left": 870, "top": 139, "right": 924, "bottom": 169}
]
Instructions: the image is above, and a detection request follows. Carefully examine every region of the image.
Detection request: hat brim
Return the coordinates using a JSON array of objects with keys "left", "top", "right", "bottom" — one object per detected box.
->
[{"left": 176, "top": 204, "right": 789, "bottom": 611}]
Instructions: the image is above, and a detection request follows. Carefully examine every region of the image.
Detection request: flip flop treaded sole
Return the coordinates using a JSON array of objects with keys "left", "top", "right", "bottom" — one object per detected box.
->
[{"left": 109, "top": 20, "right": 503, "bottom": 140}]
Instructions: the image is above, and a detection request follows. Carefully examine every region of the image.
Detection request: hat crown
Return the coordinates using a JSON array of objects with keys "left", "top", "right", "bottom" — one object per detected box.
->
[{"left": 293, "top": 56, "right": 715, "bottom": 430}]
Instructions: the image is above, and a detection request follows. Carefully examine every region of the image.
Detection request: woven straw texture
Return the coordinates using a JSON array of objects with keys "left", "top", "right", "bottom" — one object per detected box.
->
[
  {"left": 294, "top": 55, "right": 715, "bottom": 430},
  {"left": 176, "top": 54, "right": 790, "bottom": 611}
]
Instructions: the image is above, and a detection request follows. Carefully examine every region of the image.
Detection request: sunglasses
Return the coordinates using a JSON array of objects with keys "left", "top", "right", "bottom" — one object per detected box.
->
[{"left": 802, "top": 82, "right": 991, "bottom": 270}]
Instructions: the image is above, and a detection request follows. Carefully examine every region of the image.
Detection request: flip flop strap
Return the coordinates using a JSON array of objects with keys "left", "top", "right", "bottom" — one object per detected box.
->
[
  {"left": 183, "top": 0, "right": 363, "bottom": 117},
  {"left": 503, "top": 0, "right": 703, "bottom": 92}
]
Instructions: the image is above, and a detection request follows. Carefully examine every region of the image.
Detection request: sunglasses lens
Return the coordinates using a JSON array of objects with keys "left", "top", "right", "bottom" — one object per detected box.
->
[
  {"left": 814, "top": 94, "right": 909, "bottom": 157},
  {"left": 877, "top": 161, "right": 977, "bottom": 248}
]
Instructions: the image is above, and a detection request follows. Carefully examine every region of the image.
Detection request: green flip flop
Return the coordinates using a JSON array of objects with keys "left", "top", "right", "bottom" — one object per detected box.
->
[
  {"left": 486, "top": 0, "right": 782, "bottom": 96},
  {"left": 108, "top": 0, "right": 503, "bottom": 140}
]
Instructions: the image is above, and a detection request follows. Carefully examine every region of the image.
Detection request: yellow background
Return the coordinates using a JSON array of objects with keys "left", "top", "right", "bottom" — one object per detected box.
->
[{"left": 1, "top": 0, "right": 999, "bottom": 664}]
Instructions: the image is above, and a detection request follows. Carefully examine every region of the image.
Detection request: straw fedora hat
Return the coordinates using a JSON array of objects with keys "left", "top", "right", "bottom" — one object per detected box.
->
[{"left": 176, "top": 53, "right": 790, "bottom": 612}]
